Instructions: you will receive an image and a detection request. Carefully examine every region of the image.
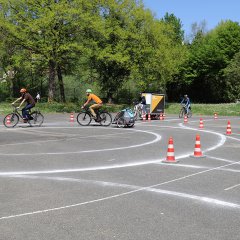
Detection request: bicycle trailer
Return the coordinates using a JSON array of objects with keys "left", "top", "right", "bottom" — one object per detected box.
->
[{"left": 112, "top": 108, "right": 135, "bottom": 128}]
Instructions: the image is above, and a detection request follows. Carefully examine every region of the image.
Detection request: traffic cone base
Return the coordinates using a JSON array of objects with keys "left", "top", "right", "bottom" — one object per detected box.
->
[
  {"left": 162, "top": 159, "right": 179, "bottom": 163},
  {"left": 190, "top": 154, "right": 206, "bottom": 158}
]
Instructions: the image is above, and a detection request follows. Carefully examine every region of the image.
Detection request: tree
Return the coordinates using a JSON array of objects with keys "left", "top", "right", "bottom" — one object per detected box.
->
[
  {"left": 182, "top": 20, "right": 240, "bottom": 102},
  {"left": 0, "top": 0, "right": 93, "bottom": 101},
  {"left": 90, "top": 1, "right": 187, "bottom": 102},
  {"left": 223, "top": 51, "right": 240, "bottom": 101},
  {"left": 161, "top": 12, "right": 184, "bottom": 44}
]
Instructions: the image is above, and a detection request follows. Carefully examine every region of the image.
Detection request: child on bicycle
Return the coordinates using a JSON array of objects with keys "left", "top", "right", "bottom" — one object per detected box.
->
[
  {"left": 81, "top": 89, "right": 103, "bottom": 120},
  {"left": 12, "top": 88, "right": 36, "bottom": 123}
]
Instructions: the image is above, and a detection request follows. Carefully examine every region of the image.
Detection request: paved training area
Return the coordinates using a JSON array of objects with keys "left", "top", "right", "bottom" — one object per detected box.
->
[{"left": 0, "top": 113, "right": 240, "bottom": 240}]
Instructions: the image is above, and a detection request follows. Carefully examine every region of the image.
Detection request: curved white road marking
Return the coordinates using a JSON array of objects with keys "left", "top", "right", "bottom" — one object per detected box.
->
[
  {"left": 0, "top": 122, "right": 227, "bottom": 157},
  {"left": 0, "top": 159, "right": 163, "bottom": 176},
  {"left": 0, "top": 121, "right": 236, "bottom": 176},
  {"left": 178, "top": 123, "right": 227, "bottom": 152},
  {"left": 0, "top": 129, "right": 161, "bottom": 156},
  {"left": 1, "top": 159, "right": 240, "bottom": 220},
  {"left": 0, "top": 131, "right": 134, "bottom": 147}
]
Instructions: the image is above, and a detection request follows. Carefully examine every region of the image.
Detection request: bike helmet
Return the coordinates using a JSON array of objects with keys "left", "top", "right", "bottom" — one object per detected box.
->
[
  {"left": 86, "top": 89, "right": 92, "bottom": 93},
  {"left": 20, "top": 88, "right": 27, "bottom": 93}
]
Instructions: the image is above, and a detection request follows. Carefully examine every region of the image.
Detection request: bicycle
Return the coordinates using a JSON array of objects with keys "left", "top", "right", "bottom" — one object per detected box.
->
[
  {"left": 179, "top": 104, "right": 192, "bottom": 118},
  {"left": 133, "top": 102, "right": 144, "bottom": 121},
  {"left": 77, "top": 106, "right": 112, "bottom": 126},
  {"left": 112, "top": 108, "right": 135, "bottom": 128},
  {"left": 3, "top": 105, "right": 44, "bottom": 128}
]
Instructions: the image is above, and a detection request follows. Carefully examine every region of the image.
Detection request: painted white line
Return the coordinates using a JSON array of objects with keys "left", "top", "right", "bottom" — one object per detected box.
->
[
  {"left": 0, "top": 130, "right": 230, "bottom": 176},
  {"left": 225, "top": 136, "right": 240, "bottom": 142},
  {"left": 0, "top": 159, "right": 164, "bottom": 176},
  {"left": 0, "top": 131, "right": 135, "bottom": 148},
  {"left": 178, "top": 123, "right": 227, "bottom": 153},
  {"left": 1, "top": 153, "right": 240, "bottom": 176},
  {"left": 5, "top": 175, "right": 240, "bottom": 205},
  {"left": 0, "top": 129, "right": 161, "bottom": 156},
  {"left": 224, "top": 183, "right": 240, "bottom": 191},
  {"left": 1, "top": 160, "right": 240, "bottom": 220},
  {"left": 145, "top": 123, "right": 227, "bottom": 154},
  {"left": 206, "top": 155, "right": 236, "bottom": 163}
]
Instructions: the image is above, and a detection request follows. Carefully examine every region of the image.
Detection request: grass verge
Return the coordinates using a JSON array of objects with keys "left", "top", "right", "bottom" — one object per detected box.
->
[{"left": 0, "top": 102, "right": 239, "bottom": 116}]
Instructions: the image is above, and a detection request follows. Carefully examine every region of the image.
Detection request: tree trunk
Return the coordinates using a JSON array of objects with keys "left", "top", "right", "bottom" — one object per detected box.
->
[
  {"left": 57, "top": 65, "right": 66, "bottom": 103},
  {"left": 9, "top": 78, "right": 14, "bottom": 98},
  {"left": 107, "top": 92, "right": 113, "bottom": 104},
  {"left": 48, "top": 60, "right": 56, "bottom": 102}
]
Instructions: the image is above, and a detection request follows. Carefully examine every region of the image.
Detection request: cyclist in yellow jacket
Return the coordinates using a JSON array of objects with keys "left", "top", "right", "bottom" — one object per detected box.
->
[{"left": 81, "top": 89, "right": 103, "bottom": 119}]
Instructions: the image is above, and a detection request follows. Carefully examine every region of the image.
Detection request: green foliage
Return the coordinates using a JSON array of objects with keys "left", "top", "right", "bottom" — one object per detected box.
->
[
  {"left": 0, "top": 1, "right": 240, "bottom": 104},
  {"left": 223, "top": 51, "right": 240, "bottom": 101},
  {"left": 161, "top": 12, "right": 184, "bottom": 43},
  {"left": 166, "top": 102, "right": 240, "bottom": 116},
  {"left": 182, "top": 20, "right": 240, "bottom": 103}
]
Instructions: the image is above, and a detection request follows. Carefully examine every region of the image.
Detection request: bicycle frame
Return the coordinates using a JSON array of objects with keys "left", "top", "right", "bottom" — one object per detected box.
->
[
  {"left": 77, "top": 106, "right": 112, "bottom": 127},
  {"left": 179, "top": 104, "right": 192, "bottom": 118},
  {"left": 133, "top": 103, "right": 143, "bottom": 120},
  {"left": 82, "top": 107, "right": 100, "bottom": 119},
  {"left": 11, "top": 106, "right": 26, "bottom": 120}
]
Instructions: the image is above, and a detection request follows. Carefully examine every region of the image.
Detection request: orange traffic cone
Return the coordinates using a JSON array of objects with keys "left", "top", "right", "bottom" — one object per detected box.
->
[
  {"left": 190, "top": 134, "right": 206, "bottom": 158},
  {"left": 70, "top": 112, "right": 74, "bottom": 122},
  {"left": 184, "top": 115, "right": 188, "bottom": 124},
  {"left": 162, "top": 137, "right": 179, "bottom": 163},
  {"left": 199, "top": 118, "right": 204, "bottom": 129},
  {"left": 160, "top": 113, "right": 163, "bottom": 120},
  {"left": 163, "top": 113, "right": 165, "bottom": 120},
  {"left": 148, "top": 112, "right": 151, "bottom": 121},
  {"left": 6, "top": 115, "right": 11, "bottom": 125},
  {"left": 142, "top": 113, "right": 146, "bottom": 122},
  {"left": 214, "top": 113, "right": 218, "bottom": 120},
  {"left": 226, "top": 121, "right": 232, "bottom": 135}
]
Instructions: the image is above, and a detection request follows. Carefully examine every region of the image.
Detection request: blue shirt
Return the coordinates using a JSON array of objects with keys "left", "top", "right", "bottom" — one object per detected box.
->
[{"left": 181, "top": 97, "right": 190, "bottom": 106}]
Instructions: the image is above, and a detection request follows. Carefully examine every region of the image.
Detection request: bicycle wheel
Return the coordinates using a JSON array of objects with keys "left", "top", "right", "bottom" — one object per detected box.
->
[
  {"left": 29, "top": 112, "right": 44, "bottom": 127},
  {"left": 117, "top": 118, "right": 126, "bottom": 128},
  {"left": 133, "top": 110, "right": 138, "bottom": 121},
  {"left": 187, "top": 109, "right": 192, "bottom": 118},
  {"left": 179, "top": 108, "right": 184, "bottom": 118},
  {"left": 3, "top": 113, "right": 19, "bottom": 128},
  {"left": 99, "top": 111, "right": 112, "bottom": 126},
  {"left": 77, "top": 112, "right": 91, "bottom": 126},
  {"left": 134, "top": 110, "right": 142, "bottom": 120}
]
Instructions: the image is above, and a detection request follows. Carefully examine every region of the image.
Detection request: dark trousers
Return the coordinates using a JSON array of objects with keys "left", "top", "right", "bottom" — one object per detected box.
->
[{"left": 22, "top": 104, "right": 34, "bottom": 119}]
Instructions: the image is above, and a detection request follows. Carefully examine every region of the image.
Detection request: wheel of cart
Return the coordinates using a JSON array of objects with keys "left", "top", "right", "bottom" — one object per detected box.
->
[{"left": 113, "top": 108, "right": 135, "bottom": 128}]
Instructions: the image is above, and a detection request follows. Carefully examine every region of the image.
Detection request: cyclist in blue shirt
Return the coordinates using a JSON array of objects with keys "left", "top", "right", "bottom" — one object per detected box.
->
[{"left": 181, "top": 94, "right": 191, "bottom": 114}]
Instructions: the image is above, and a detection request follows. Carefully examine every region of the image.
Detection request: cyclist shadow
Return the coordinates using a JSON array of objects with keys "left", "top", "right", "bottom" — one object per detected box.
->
[
  {"left": 18, "top": 125, "right": 33, "bottom": 128},
  {"left": 89, "top": 122, "right": 108, "bottom": 127}
]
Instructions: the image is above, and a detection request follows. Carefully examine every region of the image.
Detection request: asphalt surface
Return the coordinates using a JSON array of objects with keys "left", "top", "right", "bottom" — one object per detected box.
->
[{"left": 0, "top": 113, "right": 240, "bottom": 240}]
